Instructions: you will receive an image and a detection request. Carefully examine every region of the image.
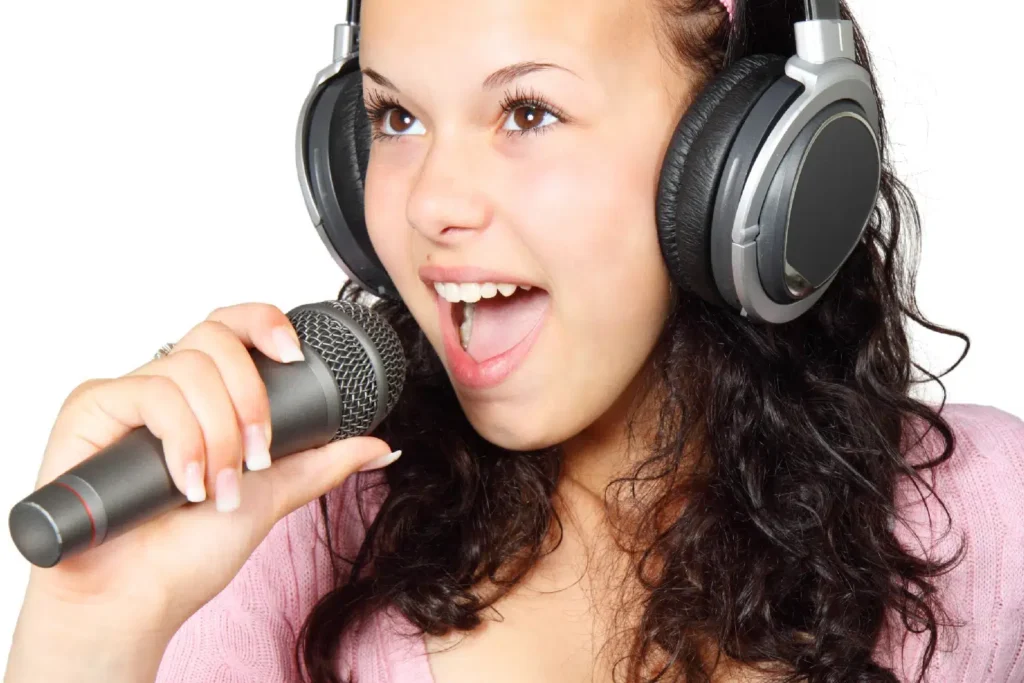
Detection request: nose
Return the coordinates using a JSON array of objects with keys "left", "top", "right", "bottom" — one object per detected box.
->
[{"left": 406, "top": 135, "right": 493, "bottom": 245}]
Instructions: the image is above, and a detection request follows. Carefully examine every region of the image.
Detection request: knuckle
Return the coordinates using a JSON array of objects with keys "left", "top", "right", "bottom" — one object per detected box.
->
[
  {"left": 139, "top": 377, "right": 205, "bottom": 461},
  {"left": 177, "top": 426, "right": 207, "bottom": 465},
  {"left": 208, "top": 302, "right": 288, "bottom": 329},
  {"left": 252, "top": 302, "right": 291, "bottom": 331},
  {"left": 185, "top": 319, "right": 235, "bottom": 348},
  {"left": 143, "top": 373, "right": 182, "bottom": 400},
  {"left": 200, "top": 329, "right": 267, "bottom": 418},
  {"left": 64, "top": 377, "right": 107, "bottom": 406},
  {"left": 205, "top": 424, "right": 244, "bottom": 467},
  {"left": 206, "top": 304, "right": 233, "bottom": 321},
  {"left": 237, "top": 378, "right": 270, "bottom": 422},
  {"left": 196, "top": 318, "right": 233, "bottom": 338},
  {"left": 233, "top": 359, "right": 266, "bottom": 398},
  {"left": 253, "top": 301, "right": 285, "bottom": 318},
  {"left": 171, "top": 347, "right": 219, "bottom": 375}
]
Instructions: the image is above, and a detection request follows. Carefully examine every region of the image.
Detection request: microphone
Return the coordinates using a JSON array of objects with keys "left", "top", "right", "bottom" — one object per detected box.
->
[{"left": 9, "top": 300, "right": 406, "bottom": 568}]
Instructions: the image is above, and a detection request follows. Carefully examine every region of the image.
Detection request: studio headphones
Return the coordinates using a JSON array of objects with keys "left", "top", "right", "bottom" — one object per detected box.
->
[{"left": 295, "top": 0, "right": 881, "bottom": 324}]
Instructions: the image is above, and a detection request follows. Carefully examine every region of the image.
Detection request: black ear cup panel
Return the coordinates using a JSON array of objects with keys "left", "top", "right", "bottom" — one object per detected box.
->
[
  {"left": 756, "top": 100, "right": 880, "bottom": 304},
  {"left": 656, "top": 54, "right": 786, "bottom": 307},
  {"left": 306, "top": 67, "right": 396, "bottom": 297},
  {"left": 329, "top": 69, "right": 374, "bottom": 247}
]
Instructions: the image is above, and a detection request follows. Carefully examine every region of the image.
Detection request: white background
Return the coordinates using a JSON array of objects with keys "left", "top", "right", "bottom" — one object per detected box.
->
[{"left": 0, "top": 0, "right": 1021, "bottom": 671}]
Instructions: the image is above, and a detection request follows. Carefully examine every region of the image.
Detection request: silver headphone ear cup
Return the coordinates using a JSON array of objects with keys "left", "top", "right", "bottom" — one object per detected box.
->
[
  {"left": 709, "top": 76, "right": 804, "bottom": 310},
  {"left": 304, "top": 67, "right": 398, "bottom": 298},
  {"left": 755, "top": 100, "right": 880, "bottom": 304},
  {"left": 711, "top": 58, "right": 881, "bottom": 322}
]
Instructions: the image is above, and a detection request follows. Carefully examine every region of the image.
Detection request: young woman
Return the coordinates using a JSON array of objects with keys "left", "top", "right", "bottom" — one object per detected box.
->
[{"left": 7, "top": 0, "right": 1023, "bottom": 681}]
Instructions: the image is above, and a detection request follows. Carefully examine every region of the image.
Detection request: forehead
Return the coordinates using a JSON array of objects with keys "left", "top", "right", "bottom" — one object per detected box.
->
[{"left": 358, "top": 0, "right": 655, "bottom": 75}]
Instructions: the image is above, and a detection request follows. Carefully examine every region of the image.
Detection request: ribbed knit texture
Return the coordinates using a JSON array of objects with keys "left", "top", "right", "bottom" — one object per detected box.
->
[{"left": 155, "top": 403, "right": 1024, "bottom": 682}]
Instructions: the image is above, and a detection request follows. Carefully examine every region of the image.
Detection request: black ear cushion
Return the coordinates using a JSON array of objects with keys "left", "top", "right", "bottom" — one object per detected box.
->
[
  {"left": 329, "top": 68, "right": 374, "bottom": 249},
  {"left": 656, "top": 54, "right": 787, "bottom": 306}
]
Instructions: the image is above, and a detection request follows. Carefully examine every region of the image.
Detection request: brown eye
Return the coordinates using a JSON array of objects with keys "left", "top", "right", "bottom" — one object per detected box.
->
[
  {"left": 510, "top": 106, "right": 543, "bottom": 131},
  {"left": 502, "top": 103, "right": 558, "bottom": 134},
  {"left": 385, "top": 108, "right": 416, "bottom": 134}
]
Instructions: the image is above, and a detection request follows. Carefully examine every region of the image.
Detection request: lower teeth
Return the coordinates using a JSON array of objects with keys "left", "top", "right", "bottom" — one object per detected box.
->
[{"left": 459, "top": 302, "right": 476, "bottom": 351}]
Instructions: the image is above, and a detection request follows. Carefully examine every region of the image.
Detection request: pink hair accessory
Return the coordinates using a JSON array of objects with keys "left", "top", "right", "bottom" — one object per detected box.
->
[{"left": 720, "top": 0, "right": 734, "bottom": 21}]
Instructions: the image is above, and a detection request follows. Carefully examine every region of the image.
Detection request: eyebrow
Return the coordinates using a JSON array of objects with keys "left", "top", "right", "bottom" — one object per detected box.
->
[{"left": 360, "top": 60, "right": 580, "bottom": 93}]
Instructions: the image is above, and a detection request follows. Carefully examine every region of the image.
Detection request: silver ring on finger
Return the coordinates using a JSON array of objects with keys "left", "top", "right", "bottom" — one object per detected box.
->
[{"left": 153, "top": 342, "right": 176, "bottom": 360}]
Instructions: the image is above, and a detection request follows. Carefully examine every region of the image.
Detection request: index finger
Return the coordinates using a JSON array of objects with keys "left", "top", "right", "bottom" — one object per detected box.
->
[{"left": 204, "top": 302, "right": 306, "bottom": 365}]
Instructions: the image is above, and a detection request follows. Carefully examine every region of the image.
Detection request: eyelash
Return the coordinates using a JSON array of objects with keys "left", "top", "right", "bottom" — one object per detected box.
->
[{"left": 363, "top": 85, "right": 569, "bottom": 142}]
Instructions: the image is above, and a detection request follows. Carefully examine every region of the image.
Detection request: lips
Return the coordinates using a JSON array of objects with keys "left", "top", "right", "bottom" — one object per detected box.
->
[
  {"left": 431, "top": 289, "right": 549, "bottom": 391},
  {"left": 419, "top": 264, "right": 551, "bottom": 389}
]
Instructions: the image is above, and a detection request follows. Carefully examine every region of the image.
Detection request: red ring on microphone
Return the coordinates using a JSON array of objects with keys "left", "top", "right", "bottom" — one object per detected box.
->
[{"left": 53, "top": 481, "right": 97, "bottom": 548}]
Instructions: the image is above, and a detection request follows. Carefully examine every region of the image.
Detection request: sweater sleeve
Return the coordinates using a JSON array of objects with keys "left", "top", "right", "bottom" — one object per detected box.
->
[
  {"left": 154, "top": 471, "right": 385, "bottom": 683},
  {"left": 882, "top": 403, "right": 1024, "bottom": 682}
]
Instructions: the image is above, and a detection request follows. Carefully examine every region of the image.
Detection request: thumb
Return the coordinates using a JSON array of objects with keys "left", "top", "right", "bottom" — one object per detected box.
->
[{"left": 262, "top": 436, "right": 399, "bottom": 521}]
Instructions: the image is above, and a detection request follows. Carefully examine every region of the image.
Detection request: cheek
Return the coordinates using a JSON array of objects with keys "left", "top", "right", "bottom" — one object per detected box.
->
[
  {"left": 515, "top": 133, "right": 671, "bottom": 330},
  {"left": 364, "top": 148, "right": 418, "bottom": 291},
  {"left": 364, "top": 148, "right": 452, "bottom": 354}
]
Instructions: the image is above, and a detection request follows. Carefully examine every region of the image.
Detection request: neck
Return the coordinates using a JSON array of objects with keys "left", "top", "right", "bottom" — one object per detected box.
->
[{"left": 560, "top": 364, "right": 665, "bottom": 504}]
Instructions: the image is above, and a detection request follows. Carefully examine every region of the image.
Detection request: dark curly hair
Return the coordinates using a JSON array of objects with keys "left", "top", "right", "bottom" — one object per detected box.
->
[{"left": 297, "top": 0, "right": 969, "bottom": 681}]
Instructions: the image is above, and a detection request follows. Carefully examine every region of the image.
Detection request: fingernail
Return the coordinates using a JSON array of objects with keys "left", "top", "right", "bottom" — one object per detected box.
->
[
  {"left": 244, "top": 424, "right": 272, "bottom": 471},
  {"left": 215, "top": 468, "right": 241, "bottom": 512},
  {"left": 273, "top": 327, "right": 305, "bottom": 363},
  {"left": 359, "top": 449, "right": 402, "bottom": 472},
  {"left": 184, "top": 462, "right": 206, "bottom": 503}
]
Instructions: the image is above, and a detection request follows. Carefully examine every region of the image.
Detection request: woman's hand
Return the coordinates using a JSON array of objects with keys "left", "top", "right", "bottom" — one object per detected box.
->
[{"left": 6, "top": 303, "right": 397, "bottom": 682}]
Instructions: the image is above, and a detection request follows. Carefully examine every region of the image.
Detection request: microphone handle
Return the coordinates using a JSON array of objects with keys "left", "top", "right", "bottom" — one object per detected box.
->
[{"left": 9, "top": 344, "right": 343, "bottom": 568}]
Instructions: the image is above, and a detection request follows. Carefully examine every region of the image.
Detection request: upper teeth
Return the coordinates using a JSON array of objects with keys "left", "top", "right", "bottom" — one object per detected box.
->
[{"left": 433, "top": 281, "right": 531, "bottom": 304}]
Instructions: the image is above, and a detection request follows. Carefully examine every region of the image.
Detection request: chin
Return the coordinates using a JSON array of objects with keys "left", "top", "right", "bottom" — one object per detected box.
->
[{"left": 456, "top": 396, "right": 577, "bottom": 452}]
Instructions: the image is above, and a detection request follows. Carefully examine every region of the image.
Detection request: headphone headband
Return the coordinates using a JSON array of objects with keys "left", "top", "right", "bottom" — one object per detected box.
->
[
  {"left": 346, "top": 0, "right": 360, "bottom": 25},
  {"left": 805, "top": 0, "right": 840, "bottom": 21}
]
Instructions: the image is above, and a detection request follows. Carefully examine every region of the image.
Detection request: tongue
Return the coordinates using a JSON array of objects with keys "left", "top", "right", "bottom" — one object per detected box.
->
[{"left": 466, "top": 288, "right": 549, "bottom": 362}]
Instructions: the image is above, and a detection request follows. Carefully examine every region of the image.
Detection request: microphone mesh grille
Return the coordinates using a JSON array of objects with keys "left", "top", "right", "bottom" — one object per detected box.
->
[
  {"left": 287, "top": 300, "right": 406, "bottom": 438},
  {"left": 323, "top": 300, "right": 406, "bottom": 415}
]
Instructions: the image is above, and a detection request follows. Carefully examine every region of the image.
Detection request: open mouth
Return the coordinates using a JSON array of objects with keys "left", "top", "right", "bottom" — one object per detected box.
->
[{"left": 433, "top": 281, "right": 550, "bottom": 363}]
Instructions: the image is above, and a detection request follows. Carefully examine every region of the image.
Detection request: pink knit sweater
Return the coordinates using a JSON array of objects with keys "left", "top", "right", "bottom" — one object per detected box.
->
[{"left": 155, "top": 403, "right": 1024, "bottom": 682}]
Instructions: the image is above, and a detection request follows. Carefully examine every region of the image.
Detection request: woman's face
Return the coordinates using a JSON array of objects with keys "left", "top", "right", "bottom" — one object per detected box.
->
[{"left": 361, "top": 0, "right": 696, "bottom": 450}]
